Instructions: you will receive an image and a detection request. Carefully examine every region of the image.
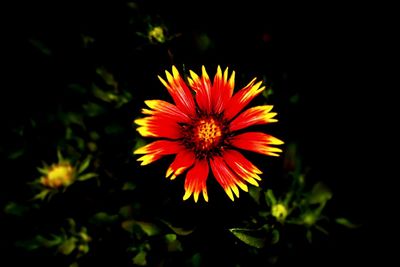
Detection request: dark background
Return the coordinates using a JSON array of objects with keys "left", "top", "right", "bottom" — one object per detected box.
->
[{"left": 2, "top": 1, "right": 382, "bottom": 266}]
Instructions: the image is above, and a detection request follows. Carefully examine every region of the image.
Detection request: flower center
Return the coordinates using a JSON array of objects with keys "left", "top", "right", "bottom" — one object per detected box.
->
[
  {"left": 182, "top": 116, "right": 228, "bottom": 158},
  {"left": 194, "top": 118, "right": 222, "bottom": 151}
]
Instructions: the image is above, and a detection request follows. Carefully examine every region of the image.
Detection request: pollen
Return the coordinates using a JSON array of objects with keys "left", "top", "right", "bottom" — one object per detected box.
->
[{"left": 194, "top": 118, "right": 222, "bottom": 151}]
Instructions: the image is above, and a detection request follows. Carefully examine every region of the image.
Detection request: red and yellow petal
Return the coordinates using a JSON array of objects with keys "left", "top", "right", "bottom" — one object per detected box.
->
[
  {"left": 187, "top": 66, "right": 212, "bottom": 114},
  {"left": 166, "top": 150, "right": 195, "bottom": 180},
  {"left": 133, "top": 140, "right": 183, "bottom": 165},
  {"left": 224, "top": 78, "right": 265, "bottom": 120},
  {"left": 134, "top": 116, "right": 181, "bottom": 139},
  {"left": 183, "top": 159, "right": 209, "bottom": 202},
  {"left": 210, "top": 156, "right": 248, "bottom": 201},
  {"left": 230, "top": 132, "right": 284, "bottom": 157},
  {"left": 158, "top": 66, "right": 196, "bottom": 116},
  {"left": 230, "top": 105, "right": 278, "bottom": 132},
  {"left": 223, "top": 150, "right": 262, "bottom": 187},
  {"left": 212, "top": 66, "right": 236, "bottom": 114},
  {"left": 142, "top": 99, "right": 190, "bottom": 123}
]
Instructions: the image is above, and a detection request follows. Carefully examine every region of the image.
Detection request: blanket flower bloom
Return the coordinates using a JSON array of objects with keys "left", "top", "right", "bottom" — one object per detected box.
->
[{"left": 134, "top": 66, "right": 283, "bottom": 202}]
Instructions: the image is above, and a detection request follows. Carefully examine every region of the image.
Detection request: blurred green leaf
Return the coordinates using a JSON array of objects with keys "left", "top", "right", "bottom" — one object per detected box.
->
[
  {"left": 122, "top": 182, "right": 136, "bottom": 191},
  {"left": 122, "top": 220, "right": 160, "bottom": 236},
  {"left": 77, "top": 173, "right": 98, "bottom": 181},
  {"left": 29, "top": 39, "right": 52, "bottom": 56},
  {"left": 308, "top": 182, "right": 332, "bottom": 204},
  {"left": 104, "top": 123, "right": 124, "bottom": 135},
  {"left": 335, "top": 218, "right": 360, "bottom": 229},
  {"left": 83, "top": 102, "right": 106, "bottom": 117},
  {"left": 78, "top": 156, "right": 92, "bottom": 174},
  {"left": 306, "top": 230, "right": 313, "bottom": 243},
  {"left": 229, "top": 228, "right": 266, "bottom": 248},
  {"left": 271, "top": 229, "right": 280, "bottom": 244},
  {"left": 119, "top": 205, "right": 133, "bottom": 219},
  {"left": 58, "top": 237, "right": 78, "bottom": 255},
  {"left": 90, "top": 212, "right": 118, "bottom": 224},
  {"left": 132, "top": 250, "right": 147, "bottom": 266},
  {"left": 96, "top": 67, "right": 118, "bottom": 89},
  {"left": 165, "top": 234, "right": 183, "bottom": 252},
  {"left": 248, "top": 186, "right": 262, "bottom": 204},
  {"left": 8, "top": 149, "right": 24, "bottom": 159},
  {"left": 265, "top": 189, "right": 277, "bottom": 206},
  {"left": 161, "top": 220, "right": 195, "bottom": 236},
  {"left": 33, "top": 189, "right": 51, "bottom": 201},
  {"left": 4, "top": 202, "right": 29, "bottom": 217}
]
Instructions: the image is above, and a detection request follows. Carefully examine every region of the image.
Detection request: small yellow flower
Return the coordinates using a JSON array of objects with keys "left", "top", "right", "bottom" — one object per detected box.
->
[
  {"left": 271, "top": 203, "right": 288, "bottom": 222},
  {"left": 40, "top": 163, "right": 75, "bottom": 189},
  {"left": 148, "top": 26, "right": 166, "bottom": 43}
]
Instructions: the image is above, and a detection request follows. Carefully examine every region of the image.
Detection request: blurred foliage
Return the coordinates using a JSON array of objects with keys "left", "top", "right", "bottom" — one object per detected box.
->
[{"left": 0, "top": 1, "right": 362, "bottom": 266}]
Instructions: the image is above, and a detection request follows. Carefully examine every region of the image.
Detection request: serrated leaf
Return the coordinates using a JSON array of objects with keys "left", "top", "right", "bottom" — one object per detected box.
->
[
  {"left": 77, "top": 173, "right": 98, "bottom": 181},
  {"left": 78, "top": 156, "right": 91, "bottom": 174},
  {"left": 335, "top": 218, "right": 360, "bottom": 229},
  {"left": 229, "top": 228, "right": 266, "bottom": 248}
]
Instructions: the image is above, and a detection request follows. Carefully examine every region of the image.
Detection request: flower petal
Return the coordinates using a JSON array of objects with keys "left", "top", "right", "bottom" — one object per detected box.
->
[
  {"left": 223, "top": 150, "right": 262, "bottom": 187},
  {"left": 210, "top": 156, "right": 249, "bottom": 201},
  {"left": 142, "top": 100, "right": 190, "bottom": 123},
  {"left": 212, "top": 66, "right": 236, "bottom": 114},
  {"left": 158, "top": 66, "right": 196, "bottom": 116},
  {"left": 134, "top": 116, "right": 181, "bottom": 139},
  {"left": 166, "top": 150, "right": 195, "bottom": 180},
  {"left": 230, "top": 105, "right": 278, "bottom": 131},
  {"left": 133, "top": 140, "right": 183, "bottom": 165},
  {"left": 187, "top": 66, "right": 212, "bottom": 114},
  {"left": 183, "top": 159, "right": 209, "bottom": 202},
  {"left": 224, "top": 78, "right": 265, "bottom": 120},
  {"left": 230, "top": 132, "right": 284, "bottom": 157}
]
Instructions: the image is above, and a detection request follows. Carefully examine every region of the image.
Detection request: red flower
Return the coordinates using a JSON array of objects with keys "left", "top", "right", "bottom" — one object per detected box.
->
[{"left": 134, "top": 66, "right": 283, "bottom": 202}]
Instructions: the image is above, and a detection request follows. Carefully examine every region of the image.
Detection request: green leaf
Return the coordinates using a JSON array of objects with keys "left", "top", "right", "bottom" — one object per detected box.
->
[
  {"left": 122, "top": 220, "right": 160, "bottom": 236},
  {"left": 8, "top": 149, "right": 24, "bottom": 159},
  {"left": 165, "top": 234, "right": 182, "bottom": 252},
  {"left": 83, "top": 102, "right": 106, "bottom": 117},
  {"left": 77, "top": 173, "right": 98, "bottom": 181},
  {"left": 308, "top": 182, "right": 332, "bottom": 204},
  {"left": 4, "top": 202, "right": 29, "bottom": 217},
  {"left": 29, "top": 39, "right": 52, "bottom": 56},
  {"left": 33, "top": 189, "right": 51, "bottom": 201},
  {"left": 306, "top": 230, "right": 313, "bottom": 243},
  {"left": 271, "top": 229, "right": 280, "bottom": 244},
  {"left": 57, "top": 150, "right": 64, "bottom": 162},
  {"left": 96, "top": 67, "right": 118, "bottom": 89},
  {"left": 132, "top": 250, "right": 147, "bottom": 266},
  {"left": 136, "top": 221, "right": 160, "bottom": 237},
  {"left": 161, "top": 220, "right": 195, "bottom": 236},
  {"left": 90, "top": 212, "right": 118, "bottom": 224},
  {"left": 335, "top": 218, "right": 360, "bottom": 229},
  {"left": 122, "top": 182, "right": 136, "bottom": 191},
  {"left": 58, "top": 237, "right": 78, "bottom": 255},
  {"left": 78, "top": 156, "right": 92, "bottom": 174},
  {"left": 265, "top": 189, "right": 277, "bottom": 206},
  {"left": 248, "top": 186, "right": 262, "bottom": 204},
  {"left": 229, "top": 228, "right": 266, "bottom": 248}
]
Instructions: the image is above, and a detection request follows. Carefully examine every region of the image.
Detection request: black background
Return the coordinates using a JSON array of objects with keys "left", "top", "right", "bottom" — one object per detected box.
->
[{"left": 2, "top": 1, "right": 384, "bottom": 266}]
